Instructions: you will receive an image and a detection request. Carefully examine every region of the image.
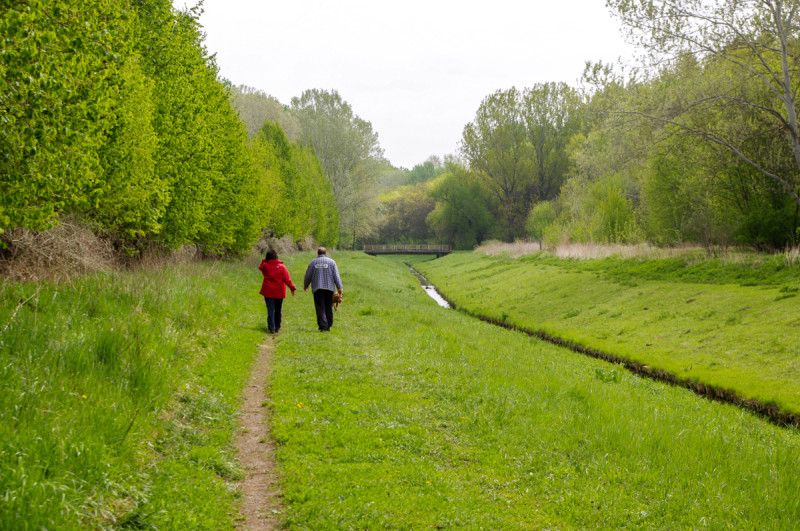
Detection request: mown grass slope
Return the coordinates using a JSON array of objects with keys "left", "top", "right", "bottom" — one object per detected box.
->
[
  {"left": 0, "top": 261, "right": 267, "bottom": 529},
  {"left": 416, "top": 251, "right": 800, "bottom": 417},
  {"left": 270, "top": 252, "right": 800, "bottom": 529}
]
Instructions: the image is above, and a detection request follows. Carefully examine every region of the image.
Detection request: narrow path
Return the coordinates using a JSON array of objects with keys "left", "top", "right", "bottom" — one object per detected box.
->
[{"left": 235, "top": 339, "right": 282, "bottom": 530}]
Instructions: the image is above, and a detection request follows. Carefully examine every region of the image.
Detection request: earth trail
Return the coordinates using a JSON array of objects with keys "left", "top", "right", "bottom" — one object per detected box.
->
[{"left": 234, "top": 339, "right": 282, "bottom": 530}]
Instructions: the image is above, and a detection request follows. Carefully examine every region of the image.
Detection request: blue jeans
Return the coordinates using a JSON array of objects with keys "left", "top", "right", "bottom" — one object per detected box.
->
[{"left": 264, "top": 298, "right": 284, "bottom": 332}]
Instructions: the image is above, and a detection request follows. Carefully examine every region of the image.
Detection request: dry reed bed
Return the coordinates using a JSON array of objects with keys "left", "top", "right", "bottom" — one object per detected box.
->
[{"left": 476, "top": 240, "right": 800, "bottom": 264}]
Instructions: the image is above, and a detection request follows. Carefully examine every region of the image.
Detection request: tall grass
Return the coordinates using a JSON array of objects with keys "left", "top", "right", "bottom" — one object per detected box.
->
[
  {"left": 476, "top": 240, "right": 708, "bottom": 260},
  {"left": 269, "top": 252, "right": 800, "bottom": 528},
  {"left": 476, "top": 239, "right": 800, "bottom": 265},
  {"left": 0, "top": 261, "right": 266, "bottom": 529}
]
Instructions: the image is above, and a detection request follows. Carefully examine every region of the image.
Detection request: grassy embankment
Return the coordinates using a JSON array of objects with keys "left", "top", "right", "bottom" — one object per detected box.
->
[
  {"left": 0, "top": 260, "right": 268, "bottom": 529},
  {"left": 416, "top": 251, "right": 800, "bottom": 421},
  {"left": 270, "top": 252, "right": 800, "bottom": 528}
]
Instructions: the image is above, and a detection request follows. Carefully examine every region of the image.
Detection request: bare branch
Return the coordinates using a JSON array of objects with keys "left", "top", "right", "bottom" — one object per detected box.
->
[
  {"left": 684, "top": 94, "right": 790, "bottom": 128},
  {"left": 0, "top": 284, "right": 41, "bottom": 337}
]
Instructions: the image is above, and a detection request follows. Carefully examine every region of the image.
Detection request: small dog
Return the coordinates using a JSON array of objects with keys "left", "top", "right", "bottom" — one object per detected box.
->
[{"left": 332, "top": 291, "right": 343, "bottom": 310}]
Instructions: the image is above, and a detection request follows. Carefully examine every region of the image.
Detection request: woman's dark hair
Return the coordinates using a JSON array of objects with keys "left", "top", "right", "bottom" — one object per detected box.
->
[{"left": 265, "top": 249, "right": 278, "bottom": 261}]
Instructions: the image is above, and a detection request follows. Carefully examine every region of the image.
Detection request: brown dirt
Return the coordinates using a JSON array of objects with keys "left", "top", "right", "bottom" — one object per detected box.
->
[{"left": 235, "top": 339, "right": 283, "bottom": 530}]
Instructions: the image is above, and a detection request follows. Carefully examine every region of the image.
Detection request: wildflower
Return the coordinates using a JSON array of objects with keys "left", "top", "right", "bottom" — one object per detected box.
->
[
  {"left": 297, "top": 403, "right": 303, "bottom": 409},
  {"left": 81, "top": 395, "right": 87, "bottom": 399}
]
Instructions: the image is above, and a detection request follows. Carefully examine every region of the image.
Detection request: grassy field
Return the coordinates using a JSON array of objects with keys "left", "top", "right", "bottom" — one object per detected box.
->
[
  {"left": 5, "top": 251, "right": 800, "bottom": 528},
  {"left": 0, "top": 261, "right": 268, "bottom": 529},
  {"left": 415, "top": 251, "right": 800, "bottom": 419},
  {"left": 270, "top": 252, "right": 800, "bottom": 528}
]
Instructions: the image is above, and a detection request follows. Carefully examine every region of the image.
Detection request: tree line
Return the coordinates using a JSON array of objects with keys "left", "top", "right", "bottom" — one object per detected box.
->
[
  {"left": 373, "top": 0, "right": 800, "bottom": 251},
  {"left": 0, "top": 1, "right": 339, "bottom": 256},
  {"left": 6, "top": 1, "right": 796, "bottom": 256}
]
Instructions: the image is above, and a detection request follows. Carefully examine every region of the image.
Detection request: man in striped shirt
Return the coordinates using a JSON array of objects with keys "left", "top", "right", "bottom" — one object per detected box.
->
[{"left": 303, "top": 247, "right": 344, "bottom": 332}]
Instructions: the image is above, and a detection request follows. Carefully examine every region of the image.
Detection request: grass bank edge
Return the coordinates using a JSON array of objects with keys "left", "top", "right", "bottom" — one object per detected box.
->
[{"left": 416, "top": 250, "right": 800, "bottom": 425}]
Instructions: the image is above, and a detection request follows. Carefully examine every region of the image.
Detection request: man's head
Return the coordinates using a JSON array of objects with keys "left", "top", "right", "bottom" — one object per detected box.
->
[{"left": 317, "top": 247, "right": 327, "bottom": 256}]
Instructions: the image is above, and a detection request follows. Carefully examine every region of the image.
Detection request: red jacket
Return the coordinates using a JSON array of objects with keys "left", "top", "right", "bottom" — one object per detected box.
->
[{"left": 259, "top": 259, "right": 296, "bottom": 299}]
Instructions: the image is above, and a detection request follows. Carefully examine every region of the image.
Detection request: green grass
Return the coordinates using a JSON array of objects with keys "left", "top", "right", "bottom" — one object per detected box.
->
[
  {"left": 517, "top": 251, "right": 800, "bottom": 287},
  {"left": 0, "top": 261, "right": 267, "bottom": 529},
  {"left": 416, "top": 251, "right": 800, "bottom": 418},
  {"left": 269, "top": 252, "right": 800, "bottom": 528},
  {"left": 7, "top": 251, "right": 800, "bottom": 528}
]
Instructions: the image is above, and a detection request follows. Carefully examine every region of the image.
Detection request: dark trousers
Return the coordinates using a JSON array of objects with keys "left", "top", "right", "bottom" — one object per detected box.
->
[
  {"left": 264, "top": 297, "right": 284, "bottom": 332},
  {"left": 313, "top": 289, "right": 334, "bottom": 331}
]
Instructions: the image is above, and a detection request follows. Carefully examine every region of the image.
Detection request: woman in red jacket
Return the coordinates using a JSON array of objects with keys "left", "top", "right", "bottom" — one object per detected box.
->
[{"left": 259, "top": 250, "right": 296, "bottom": 333}]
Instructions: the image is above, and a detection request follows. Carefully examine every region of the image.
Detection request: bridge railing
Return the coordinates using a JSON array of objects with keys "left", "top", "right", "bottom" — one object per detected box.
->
[{"left": 363, "top": 244, "right": 452, "bottom": 254}]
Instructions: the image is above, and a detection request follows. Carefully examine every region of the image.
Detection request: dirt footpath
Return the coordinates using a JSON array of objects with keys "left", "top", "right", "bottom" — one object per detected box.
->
[{"left": 235, "top": 340, "right": 282, "bottom": 530}]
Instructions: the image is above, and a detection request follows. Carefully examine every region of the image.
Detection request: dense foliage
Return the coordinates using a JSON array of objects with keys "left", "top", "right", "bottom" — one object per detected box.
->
[
  {"left": 0, "top": 1, "right": 337, "bottom": 255},
  {"left": 370, "top": 1, "right": 800, "bottom": 251}
]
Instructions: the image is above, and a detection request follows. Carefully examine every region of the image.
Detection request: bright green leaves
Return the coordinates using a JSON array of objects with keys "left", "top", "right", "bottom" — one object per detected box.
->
[
  {"left": 0, "top": 0, "right": 123, "bottom": 231},
  {"left": 1, "top": 0, "right": 325, "bottom": 255},
  {"left": 426, "top": 162, "right": 496, "bottom": 249},
  {"left": 91, "top": 57, "right": 164, "bottom": 248},
  {"left": 252, "top": 121, "right": 340, "bottom": 247}
]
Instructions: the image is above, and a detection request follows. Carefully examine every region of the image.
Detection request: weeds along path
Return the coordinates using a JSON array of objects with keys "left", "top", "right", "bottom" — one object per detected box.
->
[{"left": 235, "top": 339, "right": 282, "bottom": 530}]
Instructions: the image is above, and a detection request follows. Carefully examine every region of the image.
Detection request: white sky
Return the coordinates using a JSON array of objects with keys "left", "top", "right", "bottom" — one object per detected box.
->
[{"left": 173, "top": 0, "right": 637, "bottom": 169}]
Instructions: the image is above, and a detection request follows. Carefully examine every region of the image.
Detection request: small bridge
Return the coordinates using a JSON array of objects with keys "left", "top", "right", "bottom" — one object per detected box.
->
[{"left": 363, "top": 244, "right": 452, "bottom": 258}]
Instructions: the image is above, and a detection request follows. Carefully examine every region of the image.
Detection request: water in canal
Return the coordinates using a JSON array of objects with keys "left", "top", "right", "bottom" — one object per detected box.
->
[{"left": 408, "top": 266, "right": 450, "bottom": 308}]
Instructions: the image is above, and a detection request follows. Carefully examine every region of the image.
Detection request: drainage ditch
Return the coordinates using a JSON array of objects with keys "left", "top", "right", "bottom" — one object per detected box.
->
[
  {"left": 408, "top": 266, "right": 450, "bottom": 308},
  {"left": 408, "top": 265, "right": 800, "bottom": 429}
]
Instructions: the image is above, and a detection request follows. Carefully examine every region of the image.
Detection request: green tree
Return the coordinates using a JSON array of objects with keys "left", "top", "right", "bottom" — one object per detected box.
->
[
  {"left": 230, "top": 85, "right": 302, "bottom": 141},
  {"left": 293, "top": 145, "right": 339, "bottom": 246},
  {"left": 522, "top": 82, "right": 585, "bottom": 202},
  {"left": 257, "top": 121, "right": 312, "bottom": 240},
  {"left": 525, "top": 201, "right": 558, "bottom": 248},
  {"left": 91, "top": 58, "right": 165, "bottom": 250},
  {"left": 377, "top": 183, "right": 436, "bottom": 243},
  {"left": 426, "top": 162, "right": 496, "bottom": 249},
  {"left": 605, "top": 0, "right": 800, "bottom": 212},
  {"left": 407, "top": 156, "right": 446, "bottom": 184},
  {"left": 461, "top": 87, "right": 534, "bottom": 241},
  {"left": 133, "top": 0, "right": 218, "bottom": 247},
  {"left": 462, "top": 84, "right": 584, "bottom": 241},
  {"left": 291, "top": 89, "right": 384, "bottom": 246},
  {"left": 0, "top": 0, "right": 124, "bottom": 234},
  {"left": 252, "top": 121, "right": 339, "bottom": 246}
]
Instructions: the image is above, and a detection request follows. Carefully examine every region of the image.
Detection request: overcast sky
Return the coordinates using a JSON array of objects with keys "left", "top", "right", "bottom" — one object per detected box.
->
[{"left": 173, "top": 0, "right": 637, "bottom": 169}]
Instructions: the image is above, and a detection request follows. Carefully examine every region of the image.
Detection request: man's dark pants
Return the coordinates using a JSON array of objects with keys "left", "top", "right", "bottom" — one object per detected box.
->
[{"left": 313, "top": 289, "right": 334, "bottom": 331}]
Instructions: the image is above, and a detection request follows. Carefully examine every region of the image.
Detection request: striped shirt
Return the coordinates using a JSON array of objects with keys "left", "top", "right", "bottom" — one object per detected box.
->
[{"left": 303, "top": 256, "right": 343, "bottom": 293}]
